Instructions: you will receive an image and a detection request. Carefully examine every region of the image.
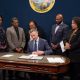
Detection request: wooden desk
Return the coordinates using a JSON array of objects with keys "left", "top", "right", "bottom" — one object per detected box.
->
[{"left": 0, "top": 53, "right": 70, "bottom": 75}]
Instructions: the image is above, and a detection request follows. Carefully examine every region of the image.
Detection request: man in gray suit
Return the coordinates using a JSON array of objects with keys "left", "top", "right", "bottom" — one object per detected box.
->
[
  {"left": 6, "top": 17, "right": 25, "bottom": 52},
  {"left": 6, "top": 17, "right": 26, "bottom": 79},
  {"left": 51, "top": 14, "right": 69, "bottom": 55}
]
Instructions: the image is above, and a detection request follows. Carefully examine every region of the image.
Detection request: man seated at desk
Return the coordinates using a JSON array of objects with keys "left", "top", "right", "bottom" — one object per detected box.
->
[
  {"left": 27, "top": 29, "right": 52, "bottom": 80},
  {"left": 27, "top": 29, "right": 52, "bottom": 55}
]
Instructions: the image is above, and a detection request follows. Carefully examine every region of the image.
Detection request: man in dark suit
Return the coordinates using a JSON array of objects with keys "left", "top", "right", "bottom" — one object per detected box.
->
[
  {"left": 27, "top": 29, "right": 52, "bottom": 80},
  {"left": 24, "top": 20, "right": 46, "bottom": 52},
  {"left": 51, "top": 14, "right": 69, "bottom": 55},
  {"left": 27, "top": 29, "right": 52, "bottom": 55}
]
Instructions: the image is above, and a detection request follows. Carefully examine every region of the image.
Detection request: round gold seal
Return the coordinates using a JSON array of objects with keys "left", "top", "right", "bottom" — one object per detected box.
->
[{"left": 29, "top": 0, "right": 55, "bottom": 13}]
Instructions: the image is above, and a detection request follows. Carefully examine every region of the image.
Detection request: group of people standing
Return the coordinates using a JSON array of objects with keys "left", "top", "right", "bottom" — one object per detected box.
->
[{"left": 0, "top": 13, "right": 80, "bottom": 80}]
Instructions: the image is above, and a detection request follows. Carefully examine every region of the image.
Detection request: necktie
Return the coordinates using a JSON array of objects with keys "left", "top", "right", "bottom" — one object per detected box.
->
[
  {"left": 33, "top": 40, "right": 37, "bottom": 51},
  {"left": 14, "top": 27, "right": 19, "bottom": 40}
]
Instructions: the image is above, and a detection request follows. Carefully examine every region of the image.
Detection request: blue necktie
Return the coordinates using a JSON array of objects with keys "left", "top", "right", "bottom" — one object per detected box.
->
[{"left": 33, "top": 40, "right": 37, "bottom": 51}]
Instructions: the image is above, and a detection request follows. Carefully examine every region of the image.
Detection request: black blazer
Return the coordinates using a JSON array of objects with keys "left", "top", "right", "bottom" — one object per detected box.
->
[
  {"left": 51, "top": 23, "right": 69, "bottom": 44},
  {"left": 64, "top": 29, "right": 80, "bottom": 62},
  {"left": 64, "top": 29, "right": 80, "bottom": 51}
]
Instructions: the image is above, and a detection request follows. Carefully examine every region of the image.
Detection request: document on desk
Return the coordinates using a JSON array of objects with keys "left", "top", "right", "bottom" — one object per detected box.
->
[
  {"left": 19, "top": 55, "right": 32, "bottom": 59},
  {"left": 1, "top": 54, "right": 13, "bottom": 58},
  {"left": 47, "top": 57, "right": 65, "bottom": 63},
  {"left": 60, "top": 41, "right": 66, "bottom": 52},
  {"left": 30, "top": 56, "right": 43, "bottom": 60},
  {"left": 19, "top": 54, "right": 43, "bottom": 60}
]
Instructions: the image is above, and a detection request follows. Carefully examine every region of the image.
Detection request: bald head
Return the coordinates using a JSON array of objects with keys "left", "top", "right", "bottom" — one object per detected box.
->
[{"left": 56, "top": 14, "right": 63, "bottom": 24}]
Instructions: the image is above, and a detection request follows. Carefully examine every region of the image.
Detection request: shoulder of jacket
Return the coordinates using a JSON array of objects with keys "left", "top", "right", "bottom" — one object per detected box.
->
[
  {"left": 19, "top": 27, "right": 24, "bottom": 30},
  {"left": 40, "top": 38, "right": 47, "bottom": 42},
  {"left": 62, "top": 23, "right": 68, "bottom": 27},
  {"left": 7, "top": 26, "right": 13, "bottom": 30}
]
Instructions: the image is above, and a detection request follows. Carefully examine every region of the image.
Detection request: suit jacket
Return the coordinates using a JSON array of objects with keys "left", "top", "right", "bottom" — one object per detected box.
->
[
  {"left": 27, "top": 38, "right": 52, "bottom": 55},
  {"left": 51, "top": 22, "right": 69, "bottom": 45},
  {"left": 24, "top": 27, "right": 47, "bottom": 52},
  {"left": 64, "top": 29, "right": 80, "bottom": 51},
  {"left": 64, "top": 29, "right": 80, "bottom": 62},
  {"left": 6, "top": 26, "right": 25, "bottom": 51},
  {"left": 0, "top": 26, "right": 7, "bottom": 51}
]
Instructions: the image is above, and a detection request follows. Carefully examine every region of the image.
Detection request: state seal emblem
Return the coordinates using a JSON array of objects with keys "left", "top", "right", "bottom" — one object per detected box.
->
[{"left": 29, "top": 0, "right": 55, "bottom": 13}]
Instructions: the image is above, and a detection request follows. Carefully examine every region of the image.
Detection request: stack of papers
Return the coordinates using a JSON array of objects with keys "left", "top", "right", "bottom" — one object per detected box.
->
[
  {"left": 47, "top": 57, "right": 65, "bottom": 63},
  {"left": 1, "top": 54, "right": 13, "bottom": 58},
  {"left": 19, "top": 54, "right": 43, "bottom": 60}
]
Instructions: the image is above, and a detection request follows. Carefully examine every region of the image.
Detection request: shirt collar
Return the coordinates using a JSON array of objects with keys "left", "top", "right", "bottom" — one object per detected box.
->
[
  {"left": 33, "top": 37, "right": 39, "bottom": 42},
  {"left": 36, "top": 37, "right": 39, "bottom": 42},
  {"left": 12, "top": 26, "right": 18, "bottom": 29}
]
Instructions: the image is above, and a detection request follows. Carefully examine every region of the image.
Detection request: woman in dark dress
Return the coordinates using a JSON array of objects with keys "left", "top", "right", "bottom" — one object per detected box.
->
[{"left": 64, "top": 17, "right": 80, "bottom": 80}]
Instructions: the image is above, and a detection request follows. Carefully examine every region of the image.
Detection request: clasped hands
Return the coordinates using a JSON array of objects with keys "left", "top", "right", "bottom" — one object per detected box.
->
[
  {"left": 51, "top": 42, "right": 71, "bottom": 50},
  {"left": 64, "top": 42, "right": 71, "bottom": 50},
  {"left": 15, "top": 48, "right": 23, "bottom": 53}
]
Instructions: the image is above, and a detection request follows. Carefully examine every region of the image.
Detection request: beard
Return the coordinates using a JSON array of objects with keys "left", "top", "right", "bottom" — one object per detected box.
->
[{"left": 56, "top": 21, "right": 62, "bottom": 25}]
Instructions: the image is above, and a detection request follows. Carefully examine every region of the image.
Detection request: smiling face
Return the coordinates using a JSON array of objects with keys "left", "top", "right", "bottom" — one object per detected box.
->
[{"left": 71, "top": 20, "right": 78, "bottom": 30}]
